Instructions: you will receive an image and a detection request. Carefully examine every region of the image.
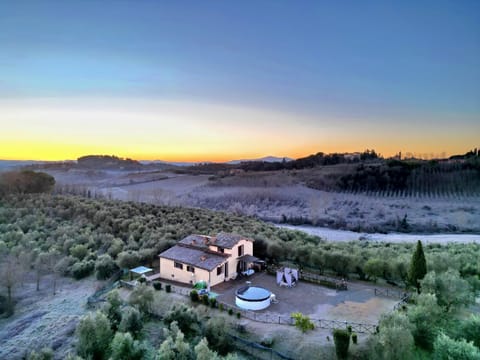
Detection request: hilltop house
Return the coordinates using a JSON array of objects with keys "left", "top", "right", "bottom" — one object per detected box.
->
[{"left": 158, "top": 233, "right": 257, "bottom": 287}]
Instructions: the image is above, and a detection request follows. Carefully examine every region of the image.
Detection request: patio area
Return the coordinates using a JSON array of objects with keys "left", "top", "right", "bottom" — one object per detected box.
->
[{"left": 213, "top": 272, "right": 399, "bottom": 324}]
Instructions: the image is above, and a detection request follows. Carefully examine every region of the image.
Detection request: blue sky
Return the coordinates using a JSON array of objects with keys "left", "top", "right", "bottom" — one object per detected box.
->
[{"left": 0, "top": 1, "right": 479, "bottom": 160}]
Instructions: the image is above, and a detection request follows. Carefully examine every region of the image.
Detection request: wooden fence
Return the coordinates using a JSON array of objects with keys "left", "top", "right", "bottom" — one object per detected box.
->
[
  {"left": 299, "top": 272, "right": 347, "bottom": 290},
  {"left": 374, "top": 287, "right": 410, "bottom": 314},
  {"left": 374, "top": 288, "right": 409, "bottom": 300}
]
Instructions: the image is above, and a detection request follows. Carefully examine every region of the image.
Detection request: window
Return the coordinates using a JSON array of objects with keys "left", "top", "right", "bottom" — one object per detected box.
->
[
  {"left": 238, "top": 245, "right": 244, "bottom": 257},
  {"left": 174, "top": 262, "right": 183, "bottom": 270},
  {"left": 187, "top": 265, "right": 195, "bottom": 273},
  {"left": 217, "top": 265, "right": 223, "bottom": 276}
]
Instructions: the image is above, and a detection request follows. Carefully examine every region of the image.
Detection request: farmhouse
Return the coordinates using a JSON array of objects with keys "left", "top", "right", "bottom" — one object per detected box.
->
[{"left": 158, "top": 233, "right": 256, "bottom": 287}]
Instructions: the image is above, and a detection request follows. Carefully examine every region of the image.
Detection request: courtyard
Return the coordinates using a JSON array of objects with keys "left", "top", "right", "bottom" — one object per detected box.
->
[{"left": 212, "top": 272, "right": 399, "bottom": 324}]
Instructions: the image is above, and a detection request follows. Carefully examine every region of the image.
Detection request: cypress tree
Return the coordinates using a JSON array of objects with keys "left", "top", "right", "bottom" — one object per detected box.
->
[{"left": 408, "top": 240, "right": 427, "bottom": 293}]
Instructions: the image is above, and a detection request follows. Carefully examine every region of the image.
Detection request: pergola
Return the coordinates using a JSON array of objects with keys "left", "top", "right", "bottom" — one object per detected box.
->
[{"left": 129, "top": 266, "right": 153, "bottom": 280}]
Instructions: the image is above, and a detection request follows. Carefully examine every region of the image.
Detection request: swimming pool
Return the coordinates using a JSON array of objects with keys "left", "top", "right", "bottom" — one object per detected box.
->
[{"left": 235, "top": 286, "right": 271, "bottom": 310}]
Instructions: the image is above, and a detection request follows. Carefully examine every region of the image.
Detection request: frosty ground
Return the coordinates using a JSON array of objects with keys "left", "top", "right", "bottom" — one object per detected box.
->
[{"left": 49, "top": 168, "right": 480, "bottom": 234}]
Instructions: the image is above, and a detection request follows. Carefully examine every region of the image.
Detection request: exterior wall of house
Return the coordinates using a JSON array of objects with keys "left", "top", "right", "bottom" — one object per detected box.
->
[
  {"left": 158, "top": 238, "right": 254, "bottom": 286},
  {"left": 224, "top": 239, "right": 253, "bottom": 279},
  {"left": 158, "top": 257, "right": 227, "bottom": 287}
]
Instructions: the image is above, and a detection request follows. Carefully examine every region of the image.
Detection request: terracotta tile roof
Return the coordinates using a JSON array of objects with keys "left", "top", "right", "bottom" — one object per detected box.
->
[
  {"left": 179, "top": 232, "right": 253, "bottom": 249},
  {"left": 159, "top": 245, "right": 227, "bottom": 271}
]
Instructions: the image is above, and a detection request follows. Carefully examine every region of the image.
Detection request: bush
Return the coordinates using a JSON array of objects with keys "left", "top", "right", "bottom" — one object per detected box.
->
[
  {"left": 433, "top": 333, "right": 480, "bottom": 360},
  {"left": 333, "top": 329, "right": 351, "bottom": 359},
  {"left": 228, "top": 308, "right": 233, "bottom": 316},
  {"left": 202, "top": 295, "right": 210, "bottom": 306},
  {"left": 153, "top": 282, "right": 162, "bottom": 291},
  {"left": 460, "top": 314, "right": 480, "bottom": 349},
  {"left": 76, "top": 311, "right": 113, "bottom": 359},
  {"left": 291, "top": 312, "right": 315, "bottom": 333},
  {"left": 27, "top": 347, "right": 54, "bottom": 360},
  {"left": 205, "top": 317, "right": 234, "bottom": 355},
  {"left": 352, "top": 333, "right": 358, "bottom": 344},
  {"left": 54, "top": 255, "right": 77, "bottom": 276},
  {"left": 118, "top": 306, "right": 143, "bottom": 338},
  {"left": 165, "top": 284, "right": 171, "bottom": 293},
  {"left": 209, "top": 297, "right": 217, "bottom": 308},
  {"left": 110, "top": 332, "right": 150, "bottom": 360},
  {"left": 129, "top": 284, "right": 154, "bottom": 315},
  {"left": 236, "top": 312, "right": 241, "bottom": 319},
  {"left": 116, "top": 251, "right": 141, "bottom": 270},
  {"left": 103, "top": 290, "right": 122, "bottom": 330},
  {"left": 138, "top": 276, "right": 146, "bottom": 283},
  {"left": 95, "top": 254, "right": 118, "bottom": 280},
  {"left": 71, "top": 260, "right": 95, "bottom": 279},
  {"left": 70, "top": 244, "right": 89, "bottom": 260},
  {"left": 190, "top": 290, "right": 199, "bottom": 302},
  {"left": 219, "top": 303, "right": 224, "bottom": 311},
  {"left": 164, "top": 303, "right": 201, "bottom": 339},
  {"left": 347, "top": 325, "right": 352, "bottom": 334}
]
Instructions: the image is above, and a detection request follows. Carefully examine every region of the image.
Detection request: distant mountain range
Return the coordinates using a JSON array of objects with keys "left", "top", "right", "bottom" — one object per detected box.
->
[
  {"left": 0, "top": 160, "right": 46, "bottom": 171},
  {"left": 0, "top": 155, "right": 294, "bottom": 171},
  {"left": 226, "top": 156, "right": 294, "bottom": 165},
  {"left": 141, "top": 155, "right": 293, "bottom": 167}
]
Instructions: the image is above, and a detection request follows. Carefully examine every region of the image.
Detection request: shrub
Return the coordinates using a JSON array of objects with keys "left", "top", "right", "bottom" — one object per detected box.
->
[
  {"left": 129, "top": 284, "right": 154, "bottom": 315},
  {"left": 219, "top": 303, "right": 224, "bottom": 311},
  {"left": 164, "top": 303, "right": 201, "bottom": 339},
  {"left": 118, "top": 306, "right": 143, "bottom": 338},
  {"left": 153, "top": 282, "right": 162, "bottom": 291},
  {"left": 236, "top": 312, "right": 241, "bottom": 319},
  {"left": 54, "top": 255, "right": 77, "bottom": 276},
  {"left": 165, "top": 284, "right": 171, "bottom": 293},
  {"left": 205, "top": 317, "right": 234, "bottom": 355},
  {"left": 291, "top": 312, "right": 315, "bottom": 333},
  {"left": 460, "top": 314, "right": 480, "bottom": 349},
  {"left": 228, "top": 308, "right": 233, "bottom": 316},
  {"left": 95, "top": 254, "right": 118, "bottom": 280},
  {"left": 138, "top": 276, "right": 146, "bottom": 283},
  {"left": 76, "top": 312, "right": 113, "bottom": 359},
  {"left": 333, "top": 329, "right": 351, "bottom": 359},
  {"left": 70, "top": 244, "right": 89, "bottom": 260},
  {"left": 71, "top": 260, "right": 95, "bottom": 279},
  {"left": 110, "top": 332, "right": 150, "bottom": 360},
  {"left": 27, "top": 347, "right": 54, "bottom": 360},
  {"left": 202, "top": 295, "right": 210, "bottom": 306},
  {"left": 190, "top": 290, "right": 199, "bottom": 302},
  {"left": 352, "top": 333, "right": 358, "bottom": 344},
  {"left": 103, "top": 290, "right": 122, "bottom": 330},
  {"left": 347, "top": 325, "right": 352, "bottom": 334},
  {"left": 116, "top": 251, "right": 141, "bottom": 270},
  {"left": 209, "top": 297, "right": 217, "bottom": 308},
  {"left": 433, "top": 333, "right": 480, "bottom": 360}
]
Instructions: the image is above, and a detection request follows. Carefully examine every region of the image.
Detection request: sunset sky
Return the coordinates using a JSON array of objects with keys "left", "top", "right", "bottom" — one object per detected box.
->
[{"left": 1, "top": 1, "right": 479, "bottom": 161}]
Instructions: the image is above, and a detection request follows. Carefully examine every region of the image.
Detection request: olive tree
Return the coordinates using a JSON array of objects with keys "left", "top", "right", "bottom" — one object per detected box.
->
[
  {"left": 76, "top": 311, "right": 113, "bottom": 359},
  {"left": 421, "top": 269, "right": 474, "bottom": 312}
]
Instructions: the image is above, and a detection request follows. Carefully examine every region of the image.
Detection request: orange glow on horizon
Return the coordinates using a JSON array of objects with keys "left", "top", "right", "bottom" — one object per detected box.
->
[
  {"left": 0, "top": 142, "right": 472, "bottom": 163},
  {"left": 1, "top": 98, "right": 478, "bottom": 162}
]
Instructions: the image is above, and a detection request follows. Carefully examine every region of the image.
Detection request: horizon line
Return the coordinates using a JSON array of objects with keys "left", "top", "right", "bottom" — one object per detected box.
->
[{"left": 0, "top": 148, "right": 475, "bottom": 164}]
